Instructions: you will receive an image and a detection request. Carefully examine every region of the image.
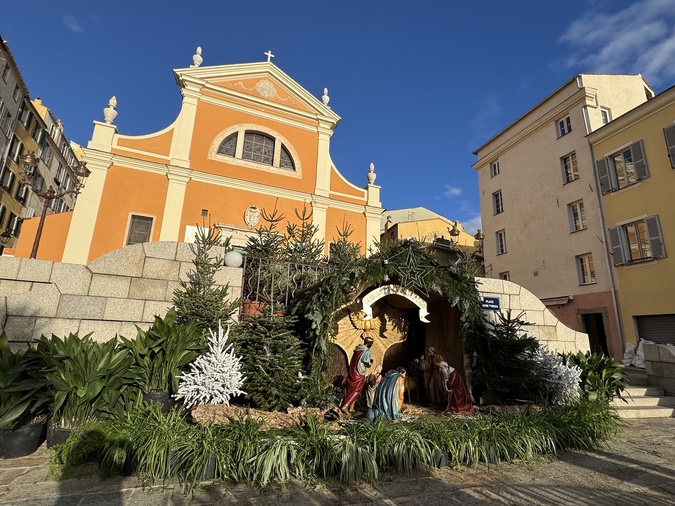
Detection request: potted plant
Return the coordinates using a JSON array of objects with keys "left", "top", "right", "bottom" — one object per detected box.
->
[
  {"left": 0, "top": 334, "right": 50, "bottom": 458},
  {"left": 119, "top": 309, "right": 203, "bottom": 412},
  {"left": 36, "top": 332, "right": 141, "bottom": 447}
]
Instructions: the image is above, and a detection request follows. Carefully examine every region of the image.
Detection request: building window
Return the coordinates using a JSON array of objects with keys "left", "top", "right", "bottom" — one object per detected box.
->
[
  {"left": 41, "top": 145, "right": 53, "bottom": 166},
  {"left": 12, "top": 84, "right": 21, "bottom": 102},
  {"left": 664, "top": 124, "right": 675, "bottom": 169},
  {"left": 15, "top": 184, "right": 28, "bottom": 204},
  {"left": 0, "top": 167, "right": 15, "bottom": 192},
  {"left": 561, "top": 152, "right": 579, "bottom": 183},
  {"left": 576, "top": 254, "right": 596, "bottom": 285},
  {"left": 8, "top": 139, "right": 23, "bottom": 162},
  {"left": 608, "top": 216, "right": 665, "bottom": 265},
  {"left": 7, "top": 212, "right": 22, "bottom": 237},
  {"left": 19, "top": 108, "right": 31, "bottom": 129},
  {"left": 556, "top": 115, "right": 572, "bottom": 137},
  {"left": 600, "top": 108, "right": 612, "bottom": 125},
  {"left": 490, "top": 161, "right": 500, "bottom": 177},
  {"left": 217, "top": 133, "right": 237, "bottom": 157},
  {"left": 499, "top": 271, "right": 510, "bottom": 281},
  {"left": 242, "top": 132, "right": 274, "bottom": 165},
  {"left": 1, "top": 63, "right": 9, "bottom": 82},
  {"left": 492, "top": 190, "right": 504, "bottom": 215},
  {"left": 496, "top": 229, "right": 506, "bottom": 255},
  {"left": 279, "top": 145, "right": 295, "bottom": 170},
  {"left": 126, "top": 215, "right": 154, "bottom": 245},
  {"left": 568, "top": 200, "right": 586, "bottom": 232},
  {"left": 596, "top": 141, "right": 649, "bottom": 194},
  {"left": 216, "top": 129, "right": 297, "bottom": 171},
  {"left": 0, "top": 109, "right": 12, "bottom": 135}
]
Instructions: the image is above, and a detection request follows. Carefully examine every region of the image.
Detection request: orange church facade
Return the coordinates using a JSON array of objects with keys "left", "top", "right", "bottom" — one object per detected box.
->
[{"left": 15, "top": 57, "right": 383, "bottom": 263}]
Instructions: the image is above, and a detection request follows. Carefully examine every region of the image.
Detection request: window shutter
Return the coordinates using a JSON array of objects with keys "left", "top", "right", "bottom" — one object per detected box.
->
[
  {"left": 631, "top": 140, "right": 649, "bottom": 180},
  {"left": 596, "top": 158, "right": 611, "bottom": 194},
  {"left": 645, "top": 215, "right": 665, "bottom": 259},
  {"left": 664, "top": 124, "right": 675, "bottom": 168},
  {"left": 608, "top": 227, "right": 625, "bottom": 266}
]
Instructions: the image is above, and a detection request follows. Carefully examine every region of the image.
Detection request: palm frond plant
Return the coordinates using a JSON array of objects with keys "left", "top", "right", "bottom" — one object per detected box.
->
[
  {"left": 37, "top": 333, "right": 141, "bottom": 429},
  {"left": 562, "top": 351, "right": 628, "bottom": 402},
  {"left": 0, "top": 334, "right": 49, "bottom": 429},
  {"left": 119, "top": 309, "right": 203, "bottom": 396}
]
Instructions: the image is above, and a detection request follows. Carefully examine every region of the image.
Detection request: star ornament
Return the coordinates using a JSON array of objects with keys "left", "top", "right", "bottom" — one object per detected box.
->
[{"left": 393, "top": 244, "right": 433, "bottom": 297}]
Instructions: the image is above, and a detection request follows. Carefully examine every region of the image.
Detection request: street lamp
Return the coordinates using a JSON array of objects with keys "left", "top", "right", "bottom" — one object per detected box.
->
[
  {"left": 0, "top": 230, "right": 11, "bottom": 256},
  {"left": 19, "top": 151, "right": 90, "bottom": 259}
]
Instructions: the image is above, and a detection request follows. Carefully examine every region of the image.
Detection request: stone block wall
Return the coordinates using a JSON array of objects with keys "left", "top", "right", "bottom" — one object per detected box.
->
[
  {"left": 643, "top": 342, "right": 675, "bottom": 395},
  {"left": 0, "top": 242, "right": 242, "bottom": 346},
  {"left": 476, "top": 277, "right": 590, "bottom": 354}
]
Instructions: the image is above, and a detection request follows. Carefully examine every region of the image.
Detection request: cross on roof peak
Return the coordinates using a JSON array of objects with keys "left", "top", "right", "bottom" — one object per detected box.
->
[{"left": 264, "top": 50, "right": 275, "bottom": 62}]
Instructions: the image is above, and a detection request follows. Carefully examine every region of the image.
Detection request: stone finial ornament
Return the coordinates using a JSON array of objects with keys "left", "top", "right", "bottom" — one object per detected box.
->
[
  {"left": 367, "top": 162, "right": 376, "bottom": 185},
  {"left": 322, "top": 88, "right": 330, "bottom": 107},
  {"left": 191, "top": 46, "right": 203, "bottom": 67},
  {"left": 103, "top": 96, "right": 118, "bottom": 124}
]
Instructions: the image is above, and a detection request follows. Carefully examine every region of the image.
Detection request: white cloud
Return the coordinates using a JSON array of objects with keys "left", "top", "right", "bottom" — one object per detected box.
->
[
  {"left": 559, "top": 0, "right": 675, "bottom": 86},
  {"left": 461, "top": 215, "right": 482, "bottom": 236},
  {"left": 443, "top": 185, "right": 463, "bottom": 198},
  {"left": 63, "top": 13, "right": 83, "bottom": 33}
]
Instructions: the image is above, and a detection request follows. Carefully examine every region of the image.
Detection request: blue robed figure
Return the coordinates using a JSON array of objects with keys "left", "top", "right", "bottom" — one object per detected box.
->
[{"left": 366, "top": 368, "right": 406, "bottom": 422}]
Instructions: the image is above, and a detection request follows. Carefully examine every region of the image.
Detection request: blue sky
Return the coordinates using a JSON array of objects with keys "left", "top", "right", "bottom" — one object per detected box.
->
[{"left": 3, "top": 0, "right": 675, "bottom": 234}]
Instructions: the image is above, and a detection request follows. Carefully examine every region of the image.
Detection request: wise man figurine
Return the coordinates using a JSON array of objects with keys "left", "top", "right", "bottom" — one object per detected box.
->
[{"left": 340, "top": 337, "right": 374, "bottom": 415}]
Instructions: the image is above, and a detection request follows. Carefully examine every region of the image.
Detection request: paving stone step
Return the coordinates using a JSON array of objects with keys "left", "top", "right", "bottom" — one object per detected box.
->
[
  {"left": 614, "top": 406, "right": 675, "bottom": 419},
  {"left": 612, "top": 395, "right": 675, "bottom": 407},
  {"left": 623, "top": 386, "right": 666, "bottom": 397}
]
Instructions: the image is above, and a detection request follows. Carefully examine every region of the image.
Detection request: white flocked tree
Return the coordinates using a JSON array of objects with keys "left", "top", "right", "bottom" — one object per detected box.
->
[{"left": 175, "top": 323, "right": 246, "bottom": 408}]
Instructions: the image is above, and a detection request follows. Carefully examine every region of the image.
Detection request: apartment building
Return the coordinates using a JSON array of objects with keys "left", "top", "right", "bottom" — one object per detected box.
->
[
  {"left": 588, "top": 85, "right": 675, "bottom": 346},
  {"left": 0, "top": 37, "right": 82, "bottom": 253},
  {"left": 473, "top": 74, "right": 654, "bottom": 359},
  {"left": 0, "top": 37, "right": 28, "bottom": 248}
]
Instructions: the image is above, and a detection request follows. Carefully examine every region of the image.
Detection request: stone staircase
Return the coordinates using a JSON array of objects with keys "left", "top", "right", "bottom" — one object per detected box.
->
[{"left": 611, "top": 367, "right": 675, "bottom": 419}]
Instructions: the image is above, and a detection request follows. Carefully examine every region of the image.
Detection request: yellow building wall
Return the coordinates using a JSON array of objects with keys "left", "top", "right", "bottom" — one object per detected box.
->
[{"left": 592, "top": 99, "right": 675, "bottom": 345}]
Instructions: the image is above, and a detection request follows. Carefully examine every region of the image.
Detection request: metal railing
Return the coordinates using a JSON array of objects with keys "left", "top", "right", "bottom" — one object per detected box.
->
[{"left": 240, "top": 255, "right": 333, "bottom": 318}]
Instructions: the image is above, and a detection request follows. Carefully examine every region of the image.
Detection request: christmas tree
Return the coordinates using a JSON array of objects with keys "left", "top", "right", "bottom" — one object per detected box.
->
[{"left": 174, "top": 323, "right": 246, "bottom": 408}]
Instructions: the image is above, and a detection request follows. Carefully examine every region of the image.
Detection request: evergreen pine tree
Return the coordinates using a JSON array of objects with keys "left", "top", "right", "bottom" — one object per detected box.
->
[
  {"left": 174, "top": 322, "right": 246, "bottom": 408},
  {"left": 173, "top": 226, "right": 239, "bottom": 334},
  {"left": 230, "top": 314, "right": 306, "bottom": 411}
]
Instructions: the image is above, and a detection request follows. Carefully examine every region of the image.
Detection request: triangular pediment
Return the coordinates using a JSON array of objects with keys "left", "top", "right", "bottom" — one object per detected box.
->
[{"left": 174, "top": 62, "right": 340, "bottom": 126}]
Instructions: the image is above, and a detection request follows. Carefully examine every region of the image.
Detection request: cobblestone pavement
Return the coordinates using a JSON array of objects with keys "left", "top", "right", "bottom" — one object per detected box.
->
[{"left": 1, "top": 418, "right": 673, "bottom": 505}]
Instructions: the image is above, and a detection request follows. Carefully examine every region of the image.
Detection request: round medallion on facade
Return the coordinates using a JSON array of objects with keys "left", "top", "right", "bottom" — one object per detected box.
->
[
  {"left": 255, "top": 79, "right": 276, "bottom": 99},
  {"left": 244, "top": 205, "right": 260, "bottom": 227}
]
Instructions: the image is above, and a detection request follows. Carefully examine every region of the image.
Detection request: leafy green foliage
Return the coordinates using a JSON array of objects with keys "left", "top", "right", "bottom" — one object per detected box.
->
[
  {"left": 0, "top": 334, "right": 49, "bottom": 428},
  {"left": 37, "top": 333, "right": 142, "bottom": 428},
  {"left": 92, "top": 399, "right": 620, "bottom": 491},
  {"left": 562, "top": 351, "right": 628, "bottom": 402},
  {"left": 230, "top": 314, "right": 307, "bottom": 411},
  {"left": 48, "top": 424, "right": 106, "bottom": 480},
  {"left": 119, "top": 309, "right": 204, "bottom": 394},
  {"left": 173, "top": 225, "right": 239, "bottom": 333}
]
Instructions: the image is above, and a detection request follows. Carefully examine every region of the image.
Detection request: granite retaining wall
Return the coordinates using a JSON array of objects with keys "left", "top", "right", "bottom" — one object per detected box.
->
[{"left": 0, "top": 242, "right": 241, "bottom": 346}]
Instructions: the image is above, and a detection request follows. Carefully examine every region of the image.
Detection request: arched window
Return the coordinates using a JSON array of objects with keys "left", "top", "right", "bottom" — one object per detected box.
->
[
  {"left": 279, "top": 145, "right": 295, "bottom": 170},
  {"left": 242, "top": 132, "right": 274, "bottom": 165},
  {"left": 212, "top": 127, "right": 298, "bottom": 173},
  {"left": 217, "top": 133, "right": 237, "bottom": 157}
]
